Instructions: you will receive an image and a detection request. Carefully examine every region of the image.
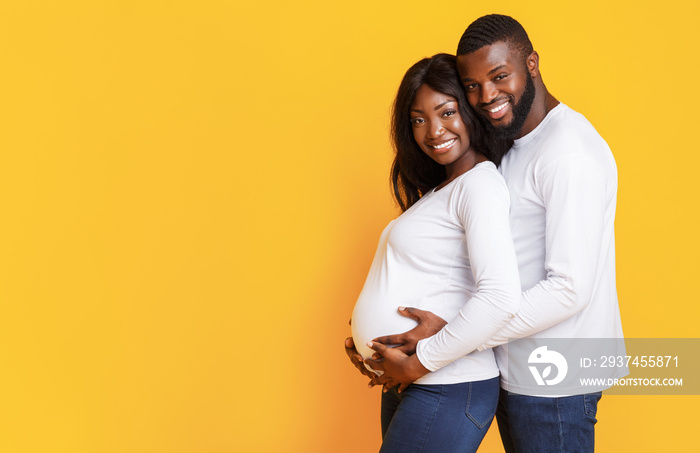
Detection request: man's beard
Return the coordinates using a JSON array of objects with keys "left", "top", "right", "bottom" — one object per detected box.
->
[{"left": 483, "top": 74, "right": 536, "bottom": 140}]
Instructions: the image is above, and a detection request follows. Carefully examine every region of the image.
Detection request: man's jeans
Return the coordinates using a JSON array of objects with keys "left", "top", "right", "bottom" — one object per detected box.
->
[
  {"left": 379, "top": 377, "right": 499, "bottom": 453},
  {"left": 497, "top": 388, "right": 602, "bottom": 453}
]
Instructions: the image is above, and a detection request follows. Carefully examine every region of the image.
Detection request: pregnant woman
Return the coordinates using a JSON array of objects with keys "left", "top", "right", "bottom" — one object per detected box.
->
[{"left": 348, "top": 53, "right": 521, "bottom": 453}]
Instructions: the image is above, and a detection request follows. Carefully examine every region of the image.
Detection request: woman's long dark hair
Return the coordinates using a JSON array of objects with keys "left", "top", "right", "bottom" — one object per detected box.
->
[{"left": 390, "top": 53, "right": 508, "bottom": 212}]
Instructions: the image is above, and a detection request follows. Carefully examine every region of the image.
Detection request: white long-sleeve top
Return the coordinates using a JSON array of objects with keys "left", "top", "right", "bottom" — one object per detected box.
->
[
  {"left": 352, "top": 161, "right": 521, "bottom": 385},
  {"left": 466, "top": 103, "right": 624, "bottom": 394}
]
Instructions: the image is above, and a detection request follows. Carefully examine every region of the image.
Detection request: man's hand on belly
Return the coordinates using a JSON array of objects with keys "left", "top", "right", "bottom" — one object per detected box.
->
[
  {"left": 372, "top": 307, "right": 447, "bottom": 355},
  {"left": 364, "top": 341, "right": 430, "bottom": 393}
]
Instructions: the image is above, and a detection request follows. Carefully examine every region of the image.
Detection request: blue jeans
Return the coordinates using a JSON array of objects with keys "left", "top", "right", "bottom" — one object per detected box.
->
[
  {"left": 496, "top": 388, "right": 602, "bottom": 453},
  {"left": 379, "top": 377, "right": 500, "bottom": 453}
]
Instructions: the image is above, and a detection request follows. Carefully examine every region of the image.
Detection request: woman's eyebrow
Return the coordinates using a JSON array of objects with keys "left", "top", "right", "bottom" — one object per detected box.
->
[
  {"left": 410, "top": 100, "right": 456, "bottom": 114},
  {"left": 433, "top": 100, "right": 456, "bottom": 110}
]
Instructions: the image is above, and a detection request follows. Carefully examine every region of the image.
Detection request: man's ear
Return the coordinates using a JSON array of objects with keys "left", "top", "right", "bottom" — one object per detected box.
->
[{"left": 526, "top": 51, "right": 539, "bottom": 78}]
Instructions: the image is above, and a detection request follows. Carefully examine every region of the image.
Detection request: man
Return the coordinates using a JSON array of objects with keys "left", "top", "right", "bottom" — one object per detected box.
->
[{"left": 346, "top": 14, "right": 625, "bottom": 452}]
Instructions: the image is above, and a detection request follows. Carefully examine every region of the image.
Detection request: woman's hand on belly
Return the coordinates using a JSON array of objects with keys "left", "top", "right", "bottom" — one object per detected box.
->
[
  {"left": 372, "top": 307, "right": 447, "bottom": 355},
  {"left": 345, "top": 337, "right": 377, "bottom": 380},
  {"left": 364, "top": 341, "right": 430, "bottom": 393}
]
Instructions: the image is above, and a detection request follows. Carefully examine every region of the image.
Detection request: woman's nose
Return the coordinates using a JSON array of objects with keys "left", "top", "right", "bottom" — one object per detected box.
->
[{"left": 428, "top": 122, "right": 445, "bottom": 139}]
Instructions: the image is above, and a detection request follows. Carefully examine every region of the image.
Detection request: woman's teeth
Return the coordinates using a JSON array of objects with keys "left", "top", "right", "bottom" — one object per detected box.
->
[{"left": 433, "top": 138, "right": 456, "bottom": 149}]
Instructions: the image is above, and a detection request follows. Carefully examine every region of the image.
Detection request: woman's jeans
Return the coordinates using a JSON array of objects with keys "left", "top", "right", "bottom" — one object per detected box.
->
[
  {"left": 379, "top": 377, "right": 500, "bottom": 453},
  {"left": 496, "top": 388, "right": 602, "bottom": 453}
]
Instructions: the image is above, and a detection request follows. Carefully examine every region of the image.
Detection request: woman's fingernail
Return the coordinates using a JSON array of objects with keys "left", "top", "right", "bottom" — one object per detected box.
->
[{"left": 366, "top": 341, "right": 373, "bottom": 348}]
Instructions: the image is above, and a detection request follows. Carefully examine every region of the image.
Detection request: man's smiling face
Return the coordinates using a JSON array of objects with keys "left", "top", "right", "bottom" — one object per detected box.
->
[{"left": 457, "top": 41, "right": 535, "bottom": 140}]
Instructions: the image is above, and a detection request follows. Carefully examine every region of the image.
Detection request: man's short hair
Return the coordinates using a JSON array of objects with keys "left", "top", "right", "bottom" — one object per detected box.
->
[{"left": 456, "top": 14, "right": 533, "bottom": 60}]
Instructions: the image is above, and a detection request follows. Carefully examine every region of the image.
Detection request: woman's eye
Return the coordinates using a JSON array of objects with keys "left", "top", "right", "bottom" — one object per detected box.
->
[
  {"left": 411, "top": 118, "right": 424, "bottom": 125},
  {"left": 443, "top": 110, "right": 457, "bottom": 117}
]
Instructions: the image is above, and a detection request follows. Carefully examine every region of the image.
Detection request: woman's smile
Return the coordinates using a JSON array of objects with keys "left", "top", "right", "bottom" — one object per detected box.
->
[{"left": 429, "top": 137, "right": 458, "bottom": 153}]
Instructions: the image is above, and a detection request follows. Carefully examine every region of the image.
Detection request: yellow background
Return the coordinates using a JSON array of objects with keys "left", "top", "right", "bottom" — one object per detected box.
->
[{"left": 1, "top": 1, "right": 698, "bottom": 452}]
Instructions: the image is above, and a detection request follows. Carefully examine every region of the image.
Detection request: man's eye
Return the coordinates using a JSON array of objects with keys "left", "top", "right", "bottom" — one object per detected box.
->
[
  {"left": 495, "top": 74, "right": 508, "bottom": 81},
  {"left": 465, "top": 84, "right": 477, "bottom": 91}
]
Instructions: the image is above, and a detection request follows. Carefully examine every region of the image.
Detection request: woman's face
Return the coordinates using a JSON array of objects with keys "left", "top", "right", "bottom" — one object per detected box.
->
[{"left": 410, "top": 84, "right": 472, "bottom": 169}]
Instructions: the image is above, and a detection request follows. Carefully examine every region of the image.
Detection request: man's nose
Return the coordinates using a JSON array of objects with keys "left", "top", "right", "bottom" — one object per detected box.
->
[{"left": 480, "top": 83, "right": 498, "bottom": 105}]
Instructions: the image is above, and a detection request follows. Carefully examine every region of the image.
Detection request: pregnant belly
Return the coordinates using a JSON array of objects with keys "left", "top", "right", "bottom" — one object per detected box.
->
[{"left": 351, "top": 300, "right": 418, "bottom": 361}]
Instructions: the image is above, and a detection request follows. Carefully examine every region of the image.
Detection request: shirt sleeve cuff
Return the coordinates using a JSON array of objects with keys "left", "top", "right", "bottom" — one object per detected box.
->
[{"left": 415, "top": 338, "right": 441, "bottom": 372}]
